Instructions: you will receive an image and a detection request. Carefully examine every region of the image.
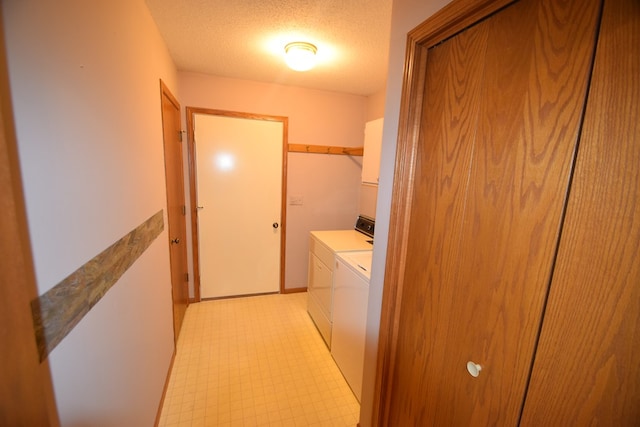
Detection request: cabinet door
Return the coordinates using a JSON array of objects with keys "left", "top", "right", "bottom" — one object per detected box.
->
[
  {"left": 380, "top": 0, "right": 602, "bottom": 425},
  {"left": 520, "top": 0, "right": 640, "bottom": 423},
  {"left": 362, "top": 118, "right": 383, "bottom": 184},
  {"left": 308, "top": 253, "right": 333, "bottom": 318}
]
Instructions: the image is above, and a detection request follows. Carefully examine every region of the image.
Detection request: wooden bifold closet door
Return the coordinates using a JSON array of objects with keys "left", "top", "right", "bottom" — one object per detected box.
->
[
  {"left": 519, "top": 0, "right": 640, "bottom": 423},
  {"left": 374, "top": 0, "right": 639, "bottom": 425}
]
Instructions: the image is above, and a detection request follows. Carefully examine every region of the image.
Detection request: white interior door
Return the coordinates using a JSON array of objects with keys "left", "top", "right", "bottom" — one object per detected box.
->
[{"left": 194, "top": 113, "right": 283, "bottom": 298}]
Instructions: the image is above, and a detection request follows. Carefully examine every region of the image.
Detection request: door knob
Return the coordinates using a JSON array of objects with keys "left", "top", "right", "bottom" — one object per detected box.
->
[
  {"left": 170, "top": 238, "right": 180, "bottom": 244},
  {"left": 466, "top": 361, "right": 482, "bottom": 377},
  {"left": 273, "top": 222, "right": 279, "bottom": 229}
]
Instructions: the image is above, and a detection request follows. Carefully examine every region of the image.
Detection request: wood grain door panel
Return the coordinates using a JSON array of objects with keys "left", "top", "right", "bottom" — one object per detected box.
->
[
  {"left": 386, "top": 0, "right": 602, "bottom": 424},
  {"left": 445, "top": 0, "right": 602, "bottom": 423},
  {"left": 520, "top": 0, "right": 640, "bottom": 423},
  {"left": 388, "top": 18, "right": 488, "bottom": 425},
  {"left": 160, "top": 81, "right": 189, "bottom": 344}
]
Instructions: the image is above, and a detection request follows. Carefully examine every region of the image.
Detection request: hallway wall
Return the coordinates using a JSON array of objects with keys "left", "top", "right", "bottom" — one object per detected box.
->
[
  {"left": 359, "top": 0, "right": 452, "bottom": 425},
  {"left": 3, "top": 0, "right": 178, "bottom": 425}
]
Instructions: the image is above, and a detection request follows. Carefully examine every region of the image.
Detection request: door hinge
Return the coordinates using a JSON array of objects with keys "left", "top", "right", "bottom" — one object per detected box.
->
[
  {"left": 178, "top": 130, "right": 184, "bottom": 142},
  {"left": 182, "top": 205, "right": 186, "bottom": 215},
  {"left": 184, "top": 272, "right": 189, "bottom": 282}
]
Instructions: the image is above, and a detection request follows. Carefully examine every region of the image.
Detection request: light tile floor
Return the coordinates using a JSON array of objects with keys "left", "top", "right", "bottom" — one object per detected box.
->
[{"left": 158, "top": 292, "right": 360, "bottom": 426}]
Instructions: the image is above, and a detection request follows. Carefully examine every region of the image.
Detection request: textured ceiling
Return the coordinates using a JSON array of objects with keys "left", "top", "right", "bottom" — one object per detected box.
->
[{"left": 144, "top": 0, "right": 393, "bottom": 96}]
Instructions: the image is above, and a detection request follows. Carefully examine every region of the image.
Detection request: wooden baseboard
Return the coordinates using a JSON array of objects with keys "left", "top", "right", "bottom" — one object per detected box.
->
[
  {"left": 154, "top": 349, "right": 176, "bottom": 427},
  {"left": 191, "top": 288, "right": 306, "bottom": 301},
  {"left": 282, "top": 287, "right": 307, "bottom": 294}
]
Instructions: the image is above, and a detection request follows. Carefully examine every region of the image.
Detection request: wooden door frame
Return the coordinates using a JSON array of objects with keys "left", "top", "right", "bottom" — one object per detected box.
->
[
  {"left": 371, "top": 0, "right": 515, "bottom": 425},
  {"left": 185, "top": 107, "right": 289, "bottom": 301},
  {"left": 0, "top": 8, "right": 60, "bottom": 424}
]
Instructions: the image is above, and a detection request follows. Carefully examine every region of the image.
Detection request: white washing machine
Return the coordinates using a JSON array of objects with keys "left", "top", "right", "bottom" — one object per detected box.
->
[
  {"left": 307, "top": 216, "right": 374, "bottom": 348},
  {"left": 331, "top": 250, "right": 372, "bottom": 402}
]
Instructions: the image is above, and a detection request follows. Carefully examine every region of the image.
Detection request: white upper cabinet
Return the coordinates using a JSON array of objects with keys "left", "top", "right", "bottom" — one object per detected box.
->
[{"left": 362, "top": 118, "right": 383, "bottom": 184}]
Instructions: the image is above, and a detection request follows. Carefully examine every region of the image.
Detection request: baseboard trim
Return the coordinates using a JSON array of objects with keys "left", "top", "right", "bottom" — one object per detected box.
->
[
  {"left": 282, "top": 287, "right": 307, "bottom": 294},
  {"left": 154, "top": 348, "right": 176, "bottom": 427}
]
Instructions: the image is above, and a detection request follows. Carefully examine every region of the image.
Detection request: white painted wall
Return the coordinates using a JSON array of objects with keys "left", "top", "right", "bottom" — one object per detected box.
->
[
  {"left": 178, "top": 72, "right": 368, "bottom": 292},
  {"left": 359, "top": 0, "right": 452, "bottom": 425},
  {"left": 366, "top": 88, "right": 387, "bottom": 121},
  {"left": 3, "top": 0, "right": 178, "bottom": 424}
]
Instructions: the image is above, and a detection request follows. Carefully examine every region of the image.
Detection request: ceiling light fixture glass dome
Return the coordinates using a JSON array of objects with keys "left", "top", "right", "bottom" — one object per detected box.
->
[{"left": 284, "top": 42, "right": 317, "bottom": 72}]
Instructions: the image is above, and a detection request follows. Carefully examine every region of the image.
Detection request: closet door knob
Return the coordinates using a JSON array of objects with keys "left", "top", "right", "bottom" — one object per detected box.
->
[
  {"left": 466, "top": 361, "right": 482, "bottom": 378},
  {"left": 171, "top": 238, "right": 180, "bottom": 244}
]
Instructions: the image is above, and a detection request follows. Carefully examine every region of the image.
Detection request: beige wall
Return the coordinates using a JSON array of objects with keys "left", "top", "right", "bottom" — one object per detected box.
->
[
  {"left": 178, "top": 72, "right": 370, "bottom": 292},
  {"left": 359, "top": 0, "right": 453, "bottom": 425},
  {"left": 366, "top": 88, "right": 387, "bottom": 121},
  {"left": 3, "top": 0, "right": 177, "bottom": 424}
]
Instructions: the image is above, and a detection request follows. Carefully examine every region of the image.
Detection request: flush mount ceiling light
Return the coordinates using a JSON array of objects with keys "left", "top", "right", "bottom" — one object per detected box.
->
[{"left": 284, "top": 42, "right": 317, "bottom": 72}]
